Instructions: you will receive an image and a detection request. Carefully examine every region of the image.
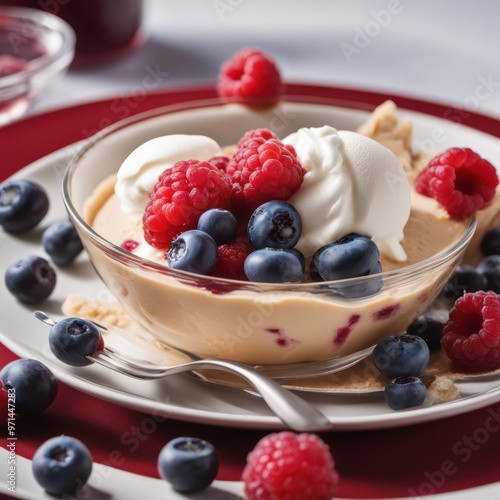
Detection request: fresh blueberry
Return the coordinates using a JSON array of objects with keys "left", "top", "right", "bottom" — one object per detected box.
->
[
  {"left": 32, "top": 435, "right": 93, "bottom": 496},
  {"left": 441, "top": 265, "right": 488, "bottom": 303},
  {"left": 0, "top": 359, "right": 58, "bottom": 414},
  {"left": 384, "top": 376, "right": 427, "bottom": 410},
  {"left": 4, "top": 255, "right": 56, "bottom": 304},
  {"left": 197, "top": 209, "right": 238, "bottom": 245},
  {"left": 480, "top": 227, "right": 500, "bottom": 256},
  {"left": 158, "top": 436, "right": 218, "bottom": 493},
  {"left": 288, "top": 248, "right": 306, "bottom": 274},
  {"left": 374, "top": 334, "right": 430, "bottom": 379},
  {"left": 311, "top": 234, "right": 383, "bottom": 298},
  {"left": 476, "top": 255, "right": 500, "bottom": 293},
  {"left": 167, "top": 230, "right": 218, "bottom": 275},
  {"left": 42, "top": 220, "right": 84, "bottom": 266},
  {"left": 49, "top": 318, "right": 103, "bottom": 367},
  {"left": 311, "top": 233, "right": 380, "bottom": 280},
  {"left": 247, "top": 200, "right": 302, "bottom": 249},
  {"left": 244, "top": 248, "right": 304, "bottom": 283},
  {"left": 336, "top": 261, "right": 383, "bottom": 299},
  {"left": 0, "top": 179, "right": 49, "bottom": 232},
  {"left": 406, "top": 315, "right": 443, "bottom": 351}
]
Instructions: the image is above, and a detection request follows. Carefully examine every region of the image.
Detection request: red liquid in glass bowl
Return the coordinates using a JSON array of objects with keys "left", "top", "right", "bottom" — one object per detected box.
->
[{"left": 1, "top": 0, "right": 143, "bottom": 64}]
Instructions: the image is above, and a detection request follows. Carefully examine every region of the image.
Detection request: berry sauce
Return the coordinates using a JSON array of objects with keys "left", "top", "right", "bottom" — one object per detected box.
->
[
  {"left": 265, "top": 328, "right": 299, "bottom": 348},
  {"left": 333, "top": 314, "right": 360, "bottom": 345},
  {"left": 373, "top": 304, "right": 400, "bottom": 320}
]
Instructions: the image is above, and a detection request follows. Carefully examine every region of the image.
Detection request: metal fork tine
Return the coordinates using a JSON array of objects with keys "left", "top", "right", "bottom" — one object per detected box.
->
[
  {"left": 88, "top": 351, "right": 158, "bottom": 380},
  {"left": 100, "top": 347, "right": 167, "bottom": 375}
]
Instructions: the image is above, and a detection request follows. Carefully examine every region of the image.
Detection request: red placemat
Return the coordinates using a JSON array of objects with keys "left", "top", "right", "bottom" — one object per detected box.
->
[{"left": 1, "top": 84, "right": 500, "bottom": 498}]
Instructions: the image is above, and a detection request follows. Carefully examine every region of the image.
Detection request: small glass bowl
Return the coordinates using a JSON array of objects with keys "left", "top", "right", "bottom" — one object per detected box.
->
[
  {"left": 63, "top": 99, "right": 476, "bottom": 366},
  {"left": 0, "top": 7, "right": 75, "bottom": 125}
]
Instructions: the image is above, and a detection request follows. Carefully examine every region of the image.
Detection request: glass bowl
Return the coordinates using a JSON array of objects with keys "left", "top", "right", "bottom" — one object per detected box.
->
[
  {"left": 0, "top": 6, "right": 75, "bottom": 125},
  {"left": 62, "top": 99, "right": 476, "bottom": 365}
]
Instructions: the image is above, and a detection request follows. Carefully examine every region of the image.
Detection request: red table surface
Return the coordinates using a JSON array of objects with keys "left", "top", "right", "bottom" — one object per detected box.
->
[{"left": 1, "top": 84, "right": 500, "bottom": 499}]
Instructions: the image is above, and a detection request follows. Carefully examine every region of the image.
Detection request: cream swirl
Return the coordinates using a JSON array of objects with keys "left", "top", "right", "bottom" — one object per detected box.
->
[
  {"left": 286, "top": 126, "right": 410, "bottom": 261},
  {"left": 115, "top": 134, "right": 222, "bottom": 215}
]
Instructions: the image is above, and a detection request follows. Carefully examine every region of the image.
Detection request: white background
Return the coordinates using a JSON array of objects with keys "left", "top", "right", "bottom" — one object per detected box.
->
[{"left": 28, "top": 0, "right": 500, "bottom": 120}]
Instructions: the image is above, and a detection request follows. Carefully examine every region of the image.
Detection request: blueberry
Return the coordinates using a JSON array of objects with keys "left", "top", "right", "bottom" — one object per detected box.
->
[
  {"left": 441, "top": 265, "right": 488, "bottom": 303},
  {"left": 197, "top": 209, "right": 238, "bottom": 245},
  {"left": 247, "top": 200, "right": 302, "bottom": 249},
  {"left": 0, "top": 179, "right": 49, "bottom": 232},
  {"left": 384, "top": 376, "right": 427, "bottom": 410},
  {"left": 406, "top": 315, "right": 443, "bottom": 351},
  {"left": 167, "top": 230, "right": 218, "bottom": 275},
  {"left": 0, "top": 359, "right": 58, "bottom": 414},
  {"left": 476, "top": 255, "right": 500, "bottom": 293},
  {"left": 374, "top": 334, "right": 430, "bottom": 379},
  {"left": 244, "top": 248, "right": 305, "bottom": 283},
  {"left": 311, "top": 233, "right": 380, "bottom": 281},
  {"left": 158, "top": 436, "right": 218, "bottom": 493},
  {"left": 288, "top": 248, "right": 306, "bottom": 274},
  {"left": 480, "top": 227, "right": 500, "bottom": 256},
  {"left": 4, "top": 255, "right": 56, "bottom": 304},
  {"left": 311, "top": 233, "right": 383, "bottom": 298},
  {"left": 32, "top": 435, "right": 92, "bottom": 496},
  {"left": 49, "top": 318, "right": 103, "bottom": 367},
  {"left": 42, "top": 220, "right": 84, "bottom": 266}
]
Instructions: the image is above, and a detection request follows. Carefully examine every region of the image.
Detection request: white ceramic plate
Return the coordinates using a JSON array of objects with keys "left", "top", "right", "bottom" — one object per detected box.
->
[
  {"left": 2, "top": 101, "right": 500, "bottom": 432},
  {"left": 3, "top": 448, "right": 500, "bottom": 500}
]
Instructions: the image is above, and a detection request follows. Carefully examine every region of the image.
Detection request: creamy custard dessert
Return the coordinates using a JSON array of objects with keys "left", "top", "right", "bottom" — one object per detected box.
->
[{"left": 69, "top": 101, "right": 478, "bottom": 365}]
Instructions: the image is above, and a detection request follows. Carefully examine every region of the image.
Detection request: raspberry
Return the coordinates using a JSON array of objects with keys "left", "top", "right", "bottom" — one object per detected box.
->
[
  {"left": 121, "top": 239, "right": 139, "bottom": 252},
  {"left": 441, "top": 291, "right": 500, "bottom": 372},
  {"left": 217, "top": 48, "right": 282, "bottom": 105},
  {"left": 143, "top": 160, "right": 231, "bottom": 249},
  {"left": 416, "top": 147, "right": 498, "bottom": 220},
  {"left": 227, "top": 136, "right": 304, "bottom": 212},
  {"left": 209, "top": 155, "right": 231, "bottom": 174},
  {"left": 242, "top": 431, "right": 339, "bottom": 500},
  {"left": 211, "top": 241, "right": 251, "bottom": 280},
  {"left": 236, "top": 128, "right": 278, "bottom": 148}
]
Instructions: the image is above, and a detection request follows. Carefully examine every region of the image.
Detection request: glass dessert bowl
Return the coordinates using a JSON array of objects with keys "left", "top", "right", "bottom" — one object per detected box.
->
[
  {"left": 62, "top": 98, "right": 477, "bottom": 366},
  {"left": 0, "top": 6, "right": 75, "bottom": 125}
]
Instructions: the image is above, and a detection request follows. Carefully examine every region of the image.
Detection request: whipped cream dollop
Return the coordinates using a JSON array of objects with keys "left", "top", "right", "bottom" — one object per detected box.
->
[
  {"left": 286, "top": 126, "right": 411, "bottom": 261},
  {"left": 115, "top": 134, "right": 222, "bottom": 215}
]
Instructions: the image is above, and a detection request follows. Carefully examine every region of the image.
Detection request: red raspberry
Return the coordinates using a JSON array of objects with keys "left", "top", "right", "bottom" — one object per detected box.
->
[
  {"left": 120, "top": 239, "right": 139, "bottom": 252},
  {"left": 441, "top": 291, "right": 500, "bottom": 373},
  {"left": 211, "top": 241, "right": 251, "bottom": 280},
  {"left": 143, "top": 160, "right": 231, "bottom": 249},
  {"left": 242, "top": 431, "right": 339, "bottom": 500},
  {"left": 227, "top": 136, "right": 304, "bottom": 212},
  {"left": 236, "top": 128, "right": 278, "bottom": 148},
  {"left": 209, "top": 155, "right": 231, "bottom": 174},
  {"left": 416, "top": 147, "right": 498, "bottom": 220},
  {"left": 217, "top": 48, "right": 282, "bottom": 105}
]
